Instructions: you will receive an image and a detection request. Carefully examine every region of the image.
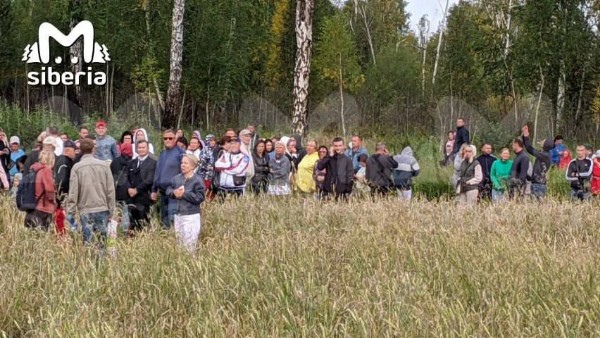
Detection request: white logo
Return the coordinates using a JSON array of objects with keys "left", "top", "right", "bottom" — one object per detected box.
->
[{"left": 22, "top": 21, "right": 110, "bottom": 86}]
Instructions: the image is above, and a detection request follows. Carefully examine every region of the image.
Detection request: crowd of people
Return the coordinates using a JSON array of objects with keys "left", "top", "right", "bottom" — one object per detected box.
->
[
  {"left": 443, "top": 118, "right": 600, "bottom": 204},
  {"left": 3, "top": 117, "right": 600, "bottom": 252},
  {"left": 5, "top": 121, "right": 420, "bottom": 252}
]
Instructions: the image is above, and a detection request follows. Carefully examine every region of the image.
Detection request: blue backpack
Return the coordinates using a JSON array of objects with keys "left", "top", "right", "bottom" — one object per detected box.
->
[{"left": 16, "top": 171, "right": 39, "bottom": 211}]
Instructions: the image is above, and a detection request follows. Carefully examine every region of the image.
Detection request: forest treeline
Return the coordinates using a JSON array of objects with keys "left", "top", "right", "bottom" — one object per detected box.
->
[{"left": 0, "top": 0, "right": 599, "bottom": 143}]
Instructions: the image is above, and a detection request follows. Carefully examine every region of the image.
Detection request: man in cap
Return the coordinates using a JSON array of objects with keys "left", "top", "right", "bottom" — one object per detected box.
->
[
  {"left": 22, "top": 130, "right": 50, "bottom": 170},
  {"left": 9, "top": 136, "right": 25, "bottom": 180},
  {"left": 94, "top": 120, "right": 119, "bottom": 162}
]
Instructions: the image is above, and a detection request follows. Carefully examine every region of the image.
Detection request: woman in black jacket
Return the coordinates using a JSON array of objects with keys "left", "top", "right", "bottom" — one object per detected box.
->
[
  {"left": 251, "top": 140, "right": 269, "bottom": 194},
  {"left": 110, "top": 143, "right": 133, "bottom": 232}
]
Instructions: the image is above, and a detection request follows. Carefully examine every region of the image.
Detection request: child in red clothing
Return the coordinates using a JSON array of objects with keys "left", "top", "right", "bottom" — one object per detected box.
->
[{"left": 559, "top": 149, "right": 572, "bottom": 170}]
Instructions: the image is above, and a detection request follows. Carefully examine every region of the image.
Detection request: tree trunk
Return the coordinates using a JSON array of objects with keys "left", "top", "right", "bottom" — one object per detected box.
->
[
  {"left": 163, "top": 0, "right": 186, "bottom": 129},
  {"left": 432, "top": 0, "right": 450, "bottom": 87},
  {"left": 291, "top": 0, "right": 314, "bottom": 136},
  {"left": 339, "top": 56, "right": 346, "bottom": 139},
  {"left": 534, "top": 64, "right": 545, "bottom": 143},
  {"left": 356, "top": 1, "right": 376, "bottom": 65},
  {"left": 575, "top": 61, "right": 587, "bottom": 124},
  {"left": 67, "top": 0, "right": 83, "bottom": 125},
  {"left": 556, "top": 60, "right": 565, "bottom": 132},
  {"left": 418, "top": 16, "right": 429, "bottom": 100}
]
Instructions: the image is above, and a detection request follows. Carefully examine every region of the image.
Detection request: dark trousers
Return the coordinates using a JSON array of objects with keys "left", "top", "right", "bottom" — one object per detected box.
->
[
  {"left": 371, "top": 186, "right": 393, "bottom": 199},
  {"left": 24, "top": 209, "right": 52, "bottom": 230},
  {"left": 159, "top": 191, "right": 174, "bottom": 229},
  {"left": 251, "top": 179, "right": 268, "bottom": 195},
  {"left": 322, "top": 191, "right": 350, "bottom": 202},
  {"left": 129, "top": 203, "right": 151, "bottom": 231},
  {"left": 216, "top": 188, "right": 244, "bottom": 202}
]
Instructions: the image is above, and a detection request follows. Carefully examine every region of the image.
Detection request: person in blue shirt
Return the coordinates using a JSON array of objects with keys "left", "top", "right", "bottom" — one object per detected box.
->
[
  {"left": 94, "top": 120, "right": 119, "bottom": 161},
  {"left": 550, "top": 135, "right": 566, "bottom": 166},
  {"left": 344, "top": 135, "right": 369, "bottom": 173},
  {"left": 8, "top": 136, "right": 25, "bottom": 180},
  {"left": 151, "top": 129, "right": 184, "bottom": 229}
]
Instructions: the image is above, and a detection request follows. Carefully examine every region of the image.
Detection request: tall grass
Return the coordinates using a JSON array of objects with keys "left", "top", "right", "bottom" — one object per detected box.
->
[{"left": 2, "top": 195, "right": 600, "bottom": 336}]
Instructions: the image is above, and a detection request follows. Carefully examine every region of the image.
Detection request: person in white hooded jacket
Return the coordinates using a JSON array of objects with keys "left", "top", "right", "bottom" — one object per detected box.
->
[
  {"left": 132, "top": 128, "right": 155, "bottom": 159},
  {"left": 214, "top": 137, "right": 250, "bottom": 199}
]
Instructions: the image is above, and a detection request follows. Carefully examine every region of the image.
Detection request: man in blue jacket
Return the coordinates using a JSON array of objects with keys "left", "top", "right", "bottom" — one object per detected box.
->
[
  {"left": 345, "top": 135, "right": 369, "bottom": 173},
  {"left": 151, "top": 129, "right": 184, "bottom": 229}
]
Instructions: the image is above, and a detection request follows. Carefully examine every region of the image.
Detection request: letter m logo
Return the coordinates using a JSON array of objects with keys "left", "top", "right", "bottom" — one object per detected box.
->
[{"left": 22, "top": 21, "right": 110, "bottom": 64}]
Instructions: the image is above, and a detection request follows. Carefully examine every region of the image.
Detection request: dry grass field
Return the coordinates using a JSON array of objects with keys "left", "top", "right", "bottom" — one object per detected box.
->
[{"left": 2, "top": 194, "right": 600, "bottom": 336}]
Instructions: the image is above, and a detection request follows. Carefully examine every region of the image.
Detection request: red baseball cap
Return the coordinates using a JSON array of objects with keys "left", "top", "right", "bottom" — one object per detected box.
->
[{"left": 96, "top": 120, "right": 107, "bottom": 128}]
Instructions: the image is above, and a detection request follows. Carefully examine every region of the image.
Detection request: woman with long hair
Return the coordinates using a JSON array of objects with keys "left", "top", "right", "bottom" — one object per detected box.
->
[
  {"left": 25, "top": 150, "right": 57, "bottom": 230},
  {"left": 490, "top": 148, "right": 513, "bottom": 202},
  {"left": 251, "top": 140, "right": 269, "bottom": 194},
  {"left": 456, "top": 145, "right": 482, "bottom": 205},
  {"left": 265, "top": 139, "right": 275, "bottom": 161},
  {"left": 314, "top": 146, "right": 328, "bottom": 198}
]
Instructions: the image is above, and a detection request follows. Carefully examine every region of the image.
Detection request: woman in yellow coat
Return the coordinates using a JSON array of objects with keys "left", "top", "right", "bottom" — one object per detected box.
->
[{"left": 296, "top": 140, "right": 319, "bottom": 194}]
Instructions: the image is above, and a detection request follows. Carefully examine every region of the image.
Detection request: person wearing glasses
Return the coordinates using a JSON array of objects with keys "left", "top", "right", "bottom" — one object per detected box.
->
[
  {"left": 456, "top": 144, "right": 482, "bottom": 205},
  {"left": 151, "top": 129, "right": 184, "bottom": 229}
]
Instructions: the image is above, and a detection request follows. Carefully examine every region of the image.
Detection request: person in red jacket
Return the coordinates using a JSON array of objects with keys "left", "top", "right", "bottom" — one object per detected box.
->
[
  {"left": 559, "top": 149, "right": 572, "bottom": 170},
  {"left": 25, "top": 150, "right": 57, "bottom": 230},
  {"left": 592, "top": 151, "right": 600, "bottom": 196}
]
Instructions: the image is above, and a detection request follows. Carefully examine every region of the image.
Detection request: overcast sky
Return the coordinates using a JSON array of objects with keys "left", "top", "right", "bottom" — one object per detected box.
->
[{"left": 405, "top": 0, "right": 459, "bottom": 34}]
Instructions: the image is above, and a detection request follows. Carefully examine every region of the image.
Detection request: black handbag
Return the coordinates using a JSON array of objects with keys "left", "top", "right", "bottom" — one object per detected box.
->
[{"left": 233, "top": 175, "right": 246, "bottom": 187}]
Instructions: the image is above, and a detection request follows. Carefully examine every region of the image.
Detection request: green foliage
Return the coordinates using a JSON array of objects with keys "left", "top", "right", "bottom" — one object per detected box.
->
[
  {"left": 313, "top": 12, "right": 363, "bottom": 92},
  {"left": 0, "top": 103, "right": 77, "bottom": 148}
]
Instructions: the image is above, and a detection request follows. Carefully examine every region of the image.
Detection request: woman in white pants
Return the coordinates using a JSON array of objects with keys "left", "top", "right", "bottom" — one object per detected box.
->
[{"left": 167, "top": 154, "right": 206, "bottom": 252}]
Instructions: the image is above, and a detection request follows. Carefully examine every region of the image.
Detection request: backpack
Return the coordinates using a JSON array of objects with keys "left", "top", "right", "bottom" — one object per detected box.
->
[{"left": 16, "top": 170, "right": 39, "bottom": 211}]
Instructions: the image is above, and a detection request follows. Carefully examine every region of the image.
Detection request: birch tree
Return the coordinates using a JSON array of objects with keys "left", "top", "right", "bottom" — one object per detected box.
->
[
  {"left": 291, "top": 0, "right": 314, "bottom": 136},
  {"left": 418, "top": 15, "right": 430, "bottom": 99},
  {"left": 163, "top": 0, "right": 185, "bottom": 129},
  {"left": 432, "top": 0, "right": 450, "bottom": 87},
  {"left": 67, "top": 0, "right": 82, "bottom": 124}
]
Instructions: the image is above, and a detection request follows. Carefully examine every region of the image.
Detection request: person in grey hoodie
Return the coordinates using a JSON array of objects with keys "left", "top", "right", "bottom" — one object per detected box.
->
[
  {"left": 521, "top": 125, "right": 553, "bottom": 200},
  {"left": 267, "top": 141, "right": 292, "bottom": 196},
  {"left": 393, "top": 146, "right": 420, "bottom": 201}
]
